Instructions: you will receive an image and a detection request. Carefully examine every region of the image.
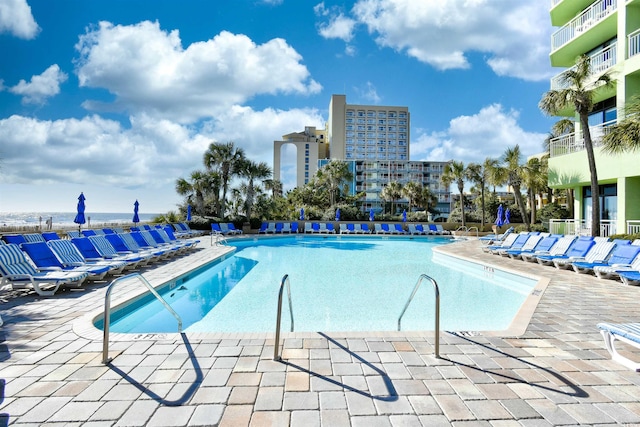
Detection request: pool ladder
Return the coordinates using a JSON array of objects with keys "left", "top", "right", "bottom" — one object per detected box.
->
[
  {"left": 102, "top": 273, "right": 183, "bottom": 364},
  {"left": 273, "top": 273, "right": 440, "bottom": 361},
  {"left": 211, "top": 231, "right": 228, "bottom": 246}
]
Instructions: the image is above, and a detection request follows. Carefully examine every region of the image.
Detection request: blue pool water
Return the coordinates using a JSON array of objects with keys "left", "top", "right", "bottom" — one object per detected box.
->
[{"left": 103, "top": 236, "right": 537, "bottom": 334}]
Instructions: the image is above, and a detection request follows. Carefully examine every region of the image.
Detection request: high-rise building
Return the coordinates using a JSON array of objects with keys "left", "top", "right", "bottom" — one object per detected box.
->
[
  {"left": 547, "top": 0, "right": 640, "bottom": 235},
  {"left": 274, "top": 95, "right": 451, "bottom": 218}
]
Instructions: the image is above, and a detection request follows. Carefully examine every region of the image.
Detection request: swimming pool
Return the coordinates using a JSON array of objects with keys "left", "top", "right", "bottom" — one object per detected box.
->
[{"left": 101, "top": 235, "right": 538, "bottom": 334}]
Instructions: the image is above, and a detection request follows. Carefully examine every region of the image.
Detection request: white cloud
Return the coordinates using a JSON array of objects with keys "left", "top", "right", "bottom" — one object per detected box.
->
[
  {"left": 318, "top": 13, "right": 357, "bottom": 42},
  {"left": 0, "top": 0, "right": 39, "bottom": 39},
  {"left": 0, "top": 106, "right": 324, "bottom": 210},
  {"left": 351, "top": 0, "right": 553, "bottom": 81},
  {"left": 74, "top": 21, "right": 322, "bottom": 123},
  {"left": 9, "top": 64, "right": 68, "bottom": 104},
  {"left": 410, "top": 104, "right": 547, "bottom": 164},
  {"left": 354, "top": 82, "right": 381, "bottom": 104}
]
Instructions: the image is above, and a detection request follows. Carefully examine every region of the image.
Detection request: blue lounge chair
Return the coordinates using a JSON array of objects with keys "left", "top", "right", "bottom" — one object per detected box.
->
[
  {"left": 597, "top": 322, "right": 640, "bottom": 370},
  {"left": 162, "top": 226, "right": 199, "bottom": 249},
  {"left": 2, "top": 235, "right": 27, "bottom": 245},
  {"left": 326, "top": 223, "right": 336, "bottom": 234},
  {"left": 41, "top": 232, "right": 62, "bottom": 241},
  {"left": 211, "top": 223, "right": 223, "bottom": 235},
  {"left": 281, "top": 223, "right": 292, "bottom": 233},
  {"left": 393, "top": 224, "right": 406, "bottom": 234},
  {"left": 0, "top": 243, "right": 88, "bottom": 296},
  {"left": 492, "top": 233, "right": 534, "bottom": 256},
  {"left": 618, "top": 270, "right": 640, "bottom": 286},
  {"left": 226, "top": 223, "right": 243, "bottom": 234},
  {"left": 88, "top": 235, "right": 147, "bottom": 269},
  {"left": 23, "top": 233, "right": 46, "bottom": 242},
  {"left": 275, "top": 223, "right": 284, "bottom": 234},
  {"left": 535, "top": 236, "right": 594, "bottom": 266},
  {"left": 291, "top": 222, "right": 299, "bottom": 233},
  {"left": 407, "top": 224, "right": 425, "bottom": 235},
  {"left": 47, "top": 238, "right": 126, "bottom": 274},
  {"left": 20, "top": 242, "right": 112, "bottom": 280},
  {"left": 482, "top": 233, "right": 520, "bottom": 253},
  {"left": 339, "top": 224, "right": 350, "bottom": 234},
  {"left": 506, "top": 235, "right": 555, "bottom": 260},
  {"left": 311, "top": 222, "right": 320, "bottom": 233},
  {"left": 553, "top": 239, "right": 615, "bottom": 270},
  {"left": 573, "top": 243, "right": 640, "bottom": 275},
  {"left": 360, "top": 223, "right": 371, "bottom": 234},
  {"left": 521, "top": 235, "right": 576, "bottom": 263},
  {"left": 114, "top": 233, "right": 169, "bottom": 261}
]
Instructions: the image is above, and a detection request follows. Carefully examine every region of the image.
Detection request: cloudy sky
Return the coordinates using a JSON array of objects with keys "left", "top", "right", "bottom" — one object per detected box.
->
[{"left": 0, "top": 0, "right": 557, "bottom": 214}]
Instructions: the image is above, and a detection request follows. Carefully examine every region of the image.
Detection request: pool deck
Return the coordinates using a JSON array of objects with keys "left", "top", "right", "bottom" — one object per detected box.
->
[{"left": 1, "top": 236, "right": 640, "bottom": 426}]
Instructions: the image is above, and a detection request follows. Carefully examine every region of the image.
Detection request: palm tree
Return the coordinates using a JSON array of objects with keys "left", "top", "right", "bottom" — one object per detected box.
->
[
  {"left": 539, "top": 54, "right": 613, "bottom": 236},
  {"left": 466, "top": 162, "right": 489, "bottom": 229},
  {"left": 441, "top": 160, "right": 468, "bottom": 227},
  {"left": 380, "top": 181, "right": 403, "bottom": 215},
  {"left": 493, "top": 145, "right": 530, "bottom": 230},
  {"left": 523, "top": 157, "right": 548, "bottom": 225},
  {"left": 417, "top": 185, "right": 438, "bottom": 219},
  {"left": 237, "top": 159, "right": 272, "bottom": 221},
  {"left": 402, "top": 181, "right": 422, "bottom": 212},
  {"left": 263, "top": 179, "right": 283, "bottom": 199},
  {"left": 544, "top": 119, "right": 575, "bottom": 214},
  {"left": 602, "top": 94, "right": 640, "bottom": 154},
  {"left": 175, "top": 170, "right": 220, "bottom": 216},
  {"left": 203, "top": 141, "right": 246, "bottom": 217},
  {"left": 316, "top": 160, "right": 353, "bottom": 206}
]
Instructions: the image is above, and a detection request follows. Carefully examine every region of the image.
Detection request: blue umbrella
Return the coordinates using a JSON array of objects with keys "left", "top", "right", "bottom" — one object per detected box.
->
[
  {"left": 504, "top": 208, "right": 511, "bottom": 225},
  {"left": 335, "top": 208, "right": 340, "bottom": 221},
  {"left": 402, "top": 209, "right": 407, "bottom": 222},
  {"left": 299, "top": 207, "right": 304, "bottom": 221},
  {"left": 495, "top": 204, "right": 504, "bottom": 228},
  {"left": 369, "top": 208, "right": 374, "bottom": 222},
  {"left": 133, "top": 200, "right": 140, "bottom": 224},
  {"left": 186, "top": 204, "right": 192, "bottom": 221},
  {"left": 73, "top": 193, "right": 86, "bottom": 228}
]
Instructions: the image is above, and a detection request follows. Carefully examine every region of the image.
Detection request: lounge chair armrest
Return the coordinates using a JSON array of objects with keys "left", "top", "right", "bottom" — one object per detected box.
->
[
  {"left": 64, "top": 262, "right": 85, "bottom": 267},
  {"left": 36, "top": 267, "right": 62, "bottom": 272},
  {"left": 568, "top": 256, "right": 586, "bottom": 261},
  {"left": 611, "top": 263, "right": 632, "bottom": 268},
  {"left": 84, "top": 257, "right": 103, "bottom": 262},
  {"left": 533, "top": 250, "right": 550, "bottom": 255}
]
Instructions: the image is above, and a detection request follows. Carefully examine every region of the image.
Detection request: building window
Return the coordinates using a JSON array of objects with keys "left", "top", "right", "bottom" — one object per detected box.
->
[
  {"left": 583, "top": 184, "right": 617, "bottom": 222},
  {"left": 388, "top": 111, "right": 396, "bottom": 118},
  {"left": 588, "top": 97, "right": 617, "bottom": 126},
  {"left": 399, "top": 112, "right": 407, "bottom": 118}
]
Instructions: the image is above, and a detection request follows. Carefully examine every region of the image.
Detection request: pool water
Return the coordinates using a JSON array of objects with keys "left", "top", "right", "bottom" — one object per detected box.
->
[{"left": 104, "top": 236, "right": 537, "bottom": 334}]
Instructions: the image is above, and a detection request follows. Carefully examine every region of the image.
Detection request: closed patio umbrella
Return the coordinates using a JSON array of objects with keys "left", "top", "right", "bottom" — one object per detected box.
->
[
  {"left": 494, "top": 204, "right": 504, "bottom": 233},
  {"left": 133, "top": 200, "right": 140, "bottom": 224},
  {"left": 74, "top": 193, "right": 86, "bottom": 230},
  {"left": 299, "top": 207, "right": 304, "bottom": 221},
  {"left": 402, "top": 209, "right": 407, "bottom": 222},
  {"left": 335, "top": 208, "right": 340, "bottom": 221},
  {"left": 369, "top": 208, "right": 374, "bottom": 222},
  {"left": 186, "top": 204, "right": 192, "bottom": 221},
  {"left": 504, "top": 208, "right": 511, "bottom": 225}
]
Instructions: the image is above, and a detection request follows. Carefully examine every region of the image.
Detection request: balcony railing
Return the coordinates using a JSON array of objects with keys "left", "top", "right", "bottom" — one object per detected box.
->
[
  {"left": 629, "top": 29, "right": 640, "bottom": 58},
  {"left": 550, "top": 43, "right": 616, "bottom": 89},
  {"left": 627, "top": 220, "right": 640, "bottom": 235},
  {"left": 551, "top": 0, "right": 616, "bottom": 51},
  {"left": 548, "top": 120, "right": 615, "bottom": 157},
  {"left": 548, "top": 219, "right": 618, "bottom": 237}
]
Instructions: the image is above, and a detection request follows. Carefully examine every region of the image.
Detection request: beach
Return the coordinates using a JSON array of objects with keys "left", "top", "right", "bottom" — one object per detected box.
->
[{"left": 0, "top": 211, "right": 159, "bottom": 233}]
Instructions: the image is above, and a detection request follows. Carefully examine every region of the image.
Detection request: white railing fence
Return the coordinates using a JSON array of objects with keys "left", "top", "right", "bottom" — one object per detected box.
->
[
  {"left": 551, "top": 0, "right": 617, "bottom": 51},
  {"left": 628, "top": 29, "right": 640, "bottom": 58},
  {"left": 549, "top": 120, "right": 615, "bottom": 157},
  {"left": 550, "top": 43, "right": 617, "bottom": 90},
  {"left": 627, "top": 220, "right": 640, "bottom": 235},
  {"left": 548, "top": 219, "right": 618, "bottom": 237}
]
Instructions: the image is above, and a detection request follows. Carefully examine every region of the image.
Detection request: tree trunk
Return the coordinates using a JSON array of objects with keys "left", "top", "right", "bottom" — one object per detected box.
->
[
  {"left": 580, "top": 114, "right": 600, "bottom": 236},
  {"left": 480, "top": 185, "right": 486, "bottom": 229},
  {"left": 458, "top": 184, "right": 466, "bottom": 227},
  {"left": 513, "top": 184, "right": 530, "bottom": 230}
]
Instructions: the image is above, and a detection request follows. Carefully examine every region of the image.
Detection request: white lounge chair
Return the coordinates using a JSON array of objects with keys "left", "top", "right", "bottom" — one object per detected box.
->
[
  {"left": 0, "top": 243, "right": 89, "bottom": 296},
  {"left": 597, "top": 322, "right": 640, "bottom": 371}
]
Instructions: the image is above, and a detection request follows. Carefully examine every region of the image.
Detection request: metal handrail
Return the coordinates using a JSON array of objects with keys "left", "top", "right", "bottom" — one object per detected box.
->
[
  {"left": 273, "top": 274, "right": 294, "bottom": 361},
  {"left": 397, "top": 274, "right": 440, "bottom": 358},
  {"left": 102, "top": 273, "right": 183, "bottom": 364},
  {"left": 211, "top": 231, "right": 228, "bottom": 246}
]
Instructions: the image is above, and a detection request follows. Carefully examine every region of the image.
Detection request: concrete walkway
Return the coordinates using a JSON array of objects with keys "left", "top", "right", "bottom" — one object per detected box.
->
[{"left": 1, "top": 237, "right": 639, "bottom": 426}]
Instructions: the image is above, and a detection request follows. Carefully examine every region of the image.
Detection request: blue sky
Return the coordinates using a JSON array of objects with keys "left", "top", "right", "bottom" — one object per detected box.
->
[{"left": 0, "top": 0, "right": 557, "bottom": 213}]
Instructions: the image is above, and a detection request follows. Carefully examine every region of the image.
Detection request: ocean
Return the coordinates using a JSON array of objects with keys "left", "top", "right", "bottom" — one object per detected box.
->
[{"left": 0, "top": 211, "right": 160, "bottom": 231}]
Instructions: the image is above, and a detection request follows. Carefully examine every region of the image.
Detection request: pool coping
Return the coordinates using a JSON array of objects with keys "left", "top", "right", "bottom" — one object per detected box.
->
[{"left": 73, "top": 235, "right": 548, "bottom": 347}]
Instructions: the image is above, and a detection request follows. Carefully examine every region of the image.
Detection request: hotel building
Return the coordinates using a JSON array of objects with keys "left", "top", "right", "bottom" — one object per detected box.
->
[
  {"left": 274, "top": 95, "right": 451, "bottom": 217},
  {"left": 547, "top": 0, "right": 640, "bottom": 235}
]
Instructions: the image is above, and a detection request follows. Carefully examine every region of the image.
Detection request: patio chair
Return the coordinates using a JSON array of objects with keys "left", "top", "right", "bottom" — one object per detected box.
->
[
  {"left": 521, "top": 235, "right": 576, "bottom": 263},
  {"left": 88, "top": 235, "right": 147, "bottom": 269},
  {"left": 597, "top": 322, "right": 640, "bottom": 371},
  {"left": 506, "top": 235, "right": 553, "bottom": 260},
  {"left": 281, "top": 223, "right": 292, "bottom": 233},
  {"left": 481, "top": 233, "right": 520, "bottom": 253},
  {"left": 618, "top": 270, "right": 640, "bottom": 286},
  {"left": 0, "top": 243, "right": 88, "bottom": 296},
  {"left": 479, "top": 226, "right": 514, "bottom": 244},
  {"left": 393, "top": 224, "right": 406, "bottom": 234},
  {"left": 534, "top": 236, "right": 593, "bottom": 266},
  {"left": 20, "top": 241, "right": 112, "bottom": 280},
  {"left": 573, "top": 243, "right": 640, "bottom": 275},
  {"left": 553, "top": 239, "right": 615, "bottom": 270},
  {"left": 492, "top": 233, "right": 535, "bottom": 256}
]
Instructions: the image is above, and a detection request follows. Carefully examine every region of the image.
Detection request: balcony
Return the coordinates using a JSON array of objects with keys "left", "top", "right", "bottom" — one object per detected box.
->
[
  {"left": 548, "top": 120, "right": 615, "bottom": 157},
  {"left": 551, "top": 0, "right": 616, "bottom": 52},
  {"left": 629, "top": 29, "right": 640, "bottom": 58},
  {"left": 550, "top": 43, "right": 616, "bottom": 89}
]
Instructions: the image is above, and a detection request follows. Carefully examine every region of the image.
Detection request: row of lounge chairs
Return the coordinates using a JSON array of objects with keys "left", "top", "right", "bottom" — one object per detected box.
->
[
  {"left": 256, "top": 222, "right": 451, "bottom": 235},
  {"left": 211, "top": 223, "right": 243, "bottom": 235},
  {"left": 0, "top": 226, "right": 200, "bottom": 296},
  {"left": 480, "top": 230, "right": 640, "bottom": 370},
  {"left": 482, "top": 231, "right": 640, "bottom": 285}
]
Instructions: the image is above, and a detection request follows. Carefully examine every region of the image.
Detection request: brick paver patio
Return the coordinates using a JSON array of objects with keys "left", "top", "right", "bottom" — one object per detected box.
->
[{"left": 1, "top": 236, "right": 639, "bottom": 426}]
